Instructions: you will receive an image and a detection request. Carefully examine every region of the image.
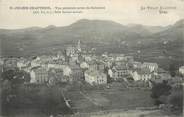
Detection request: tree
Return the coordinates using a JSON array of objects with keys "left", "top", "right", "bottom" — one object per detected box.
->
[
  {"left": 151, "top": 80, "right": 172, "bottom": 105},
  {"left": 2, "top": 69, "right": 30, "bottom": 84},
  {"left": 167, "top": 87, "right": 183, "bottom": 112},
  {"left": 1, "top": 69, "right": 30, "bottom": 116}
]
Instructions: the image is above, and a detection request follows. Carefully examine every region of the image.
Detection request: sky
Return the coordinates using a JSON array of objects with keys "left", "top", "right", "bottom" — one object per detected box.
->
[{"left": 0, "top": 0, "right": 184, "bottom": 29}]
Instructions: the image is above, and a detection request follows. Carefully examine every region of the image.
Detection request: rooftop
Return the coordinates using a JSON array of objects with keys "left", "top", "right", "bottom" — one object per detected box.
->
[{"left": 85, "top": 70, "right": 106, "bottom": 77}]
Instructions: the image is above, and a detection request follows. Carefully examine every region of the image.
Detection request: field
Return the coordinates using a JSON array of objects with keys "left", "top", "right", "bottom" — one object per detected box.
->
[
  {"left": 66, "top": 110, "right": 182, "bottom": 117},
  {"left": 65, "top": 83, "right": 155, "bottom": 113}
]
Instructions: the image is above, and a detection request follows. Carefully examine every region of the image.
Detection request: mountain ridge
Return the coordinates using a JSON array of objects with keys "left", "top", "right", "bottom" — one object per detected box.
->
[{"left": 0, "top": 19, "right": 183, "bottom": 57}]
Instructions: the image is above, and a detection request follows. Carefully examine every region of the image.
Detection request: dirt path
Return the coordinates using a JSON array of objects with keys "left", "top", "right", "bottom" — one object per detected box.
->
[{"left": 79, "top": 91, "right": 102, "bottom": 107}]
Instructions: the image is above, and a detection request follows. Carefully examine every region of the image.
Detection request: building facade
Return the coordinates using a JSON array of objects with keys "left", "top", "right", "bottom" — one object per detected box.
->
[
  {"left": 30, "top": 67, "right": 49, "bottom": 84},
  {"left": 142, "top": 62, "right": 158, "bottom": 72},
  {"left": 179, "top": 66, "right": 184, "bottom": 76},
  {"left": 130, "top": 68, "right": 152, "bottom": 81},
  {"left": 111, "top": 65, "right": 129, "bottom": 81},
  {"left": 84, "top": 70, "right": 107, "bottom": 85}
]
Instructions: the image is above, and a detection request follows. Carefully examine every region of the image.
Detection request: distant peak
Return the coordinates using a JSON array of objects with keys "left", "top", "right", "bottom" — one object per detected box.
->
[
  {"left": 70, "top": 19, "right": 124, "bottom": 27},
  {"left": 71, "top": 19, "right": 92, "bottom": 25},
  {"left": 174, "top": 19, "right": 184, "bottom": 26},
  {"left": 77, "top": 19, "right": 90, "bottom": 23},
  {"left": 127, "top": 24, "right": 143, "bottom": 27},
  {"left": 45, "top": 25, "right": 57, "bottom": 29}
]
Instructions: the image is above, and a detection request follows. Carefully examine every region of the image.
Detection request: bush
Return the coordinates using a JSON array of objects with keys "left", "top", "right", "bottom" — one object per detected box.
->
[
  {"left": 151, "top": 80, "right": 172, "bottom": 102},
  {"left": 167, "top": 88, "right": 183, "bottom": 112},
  {"left": 151, "top": 80, "right": 183, "bottom": 114}
]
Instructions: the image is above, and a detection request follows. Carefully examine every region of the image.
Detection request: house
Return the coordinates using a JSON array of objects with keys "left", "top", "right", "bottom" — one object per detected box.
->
[
  {"left": 131, "top": 61, "right": 142, "bottom": 69},
  {"left": 83, "top": 55, "right": 93, "bottom": 62},
  {"left": 66, "top": 46, "right": 75, "bottom": 57},
  {"left": 62, "top": 65, "right": 73, "bottom": 82},
  {"left": 111, "top": 65, "right": 129, "bottom": 81},
  {"left": 80, "top": 62, "right": 89, "bottom": 69},
  {"left": 70, "top": 64, "right": 83, "bottom": 81},
  {"left": 39, "top": 55, "right": 53, "bottom": 63},
  {"left": 30, "top": 67, "right": 49, "bottom": 84},
  {"left": 49, "top": 68, "right": 68, "bottom": 83},
  {"left": 169, "top": 76, "right": 183, "bottom": 88},
  {"left": 31, "top": 60, "right": 41, "bottom": 68},
  {"left": 31, "top": 57, "right": 48, "bottom": 69},
  {"left": 77, "top": 54, "right": 85, "bottom": 64},
  {"left": 88, "top": 61, "right": 97, "bottom": 70},
  {"left": 130, "top": 68, "right": 152, "bottom": 81},
  {"left": 96, "top": 61, "right": 106, "bottom": 72},
  {"left": 108, "top": 53, "right": 124, "bottom": 61},
  {"left": 69, "top": 54, "right": 79, "bottom": 64},
  {"left": 47, "top": 61, "right": 67, "bottom": 69},
  {"left": 108, "top": 69, "right": 113, "bottom": 78},
  {"left": 115, "top": 54, "right": 125, "bottom": 61},
  {"left": 48, "top": 63, "right": 63, "bottom": 69},
  {"left": 102, "top": 52, "right": 108, "bottom": 59},
  {"left": 125, "top": 56, "right": 134, "bottom": 63},
  {"left": 84, "top": 70, "right": 107, "bottom": 85},
  {"left": 21, "top": 66, "right": 32, "bottom": 73},
  {"left": 105, "top": 60, "right": 113, "bottom": 68},
  {"left": 17, "top": 60, "right": 30, "bottom": 70},
  {"left": 179, "top": 66, "right": 184, "bottom": 76},
  {"left": 142, "top": 62, "right": 158, "bottom": 72},
  {"left": 49, "top": 66, "right": 72, "bottom": 83},
  {"left": 3, "top": 58, "right": 17, "bottom": 70},
  {"left": 0, "top": 58, "right": 4, "bottom": 65},
  {"left": 88, "top": 60, "right": 105, "bottom": 72},
  {"left": 114, "top": 60, "right": 128, "bottom": 67},
  {"left": 56, "top": 51, "right": 65, "bottom": 61}
]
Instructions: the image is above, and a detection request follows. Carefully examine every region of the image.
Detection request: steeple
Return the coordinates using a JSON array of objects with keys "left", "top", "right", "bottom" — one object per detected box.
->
[{"left": 77, "top": 40, "right": 81, "bottom": 52}]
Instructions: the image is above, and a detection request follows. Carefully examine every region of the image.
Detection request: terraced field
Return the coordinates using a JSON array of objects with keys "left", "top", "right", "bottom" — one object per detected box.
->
[{"left": 66, "top": 85, "right": 154, "bottom": 113}]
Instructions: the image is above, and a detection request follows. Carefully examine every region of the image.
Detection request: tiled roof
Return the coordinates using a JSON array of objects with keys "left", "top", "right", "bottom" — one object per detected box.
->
[
  {"left": 113, "top": 65, "right": 127, "bottom": 70},
  {"left": 85, "top": 70, "right": 105, "bottom": 76},
  {"left": 137, "top": 68, "right": 151, "bottom": 75},
  {"left": 31, "top": 66, "right": 47, "bottom": 72},
  {"left": 142, "top": 62, "right": 158, "bottom": 67}
]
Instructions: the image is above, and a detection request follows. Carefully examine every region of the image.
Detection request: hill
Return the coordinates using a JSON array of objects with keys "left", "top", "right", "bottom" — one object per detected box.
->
[{"left": 0, "top": 19, "right": 183, "bottom": 70}]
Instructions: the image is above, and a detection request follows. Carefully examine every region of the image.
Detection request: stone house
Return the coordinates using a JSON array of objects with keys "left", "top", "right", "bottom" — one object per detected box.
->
[
  {"left": 84, "top": 70, "right": 107, "bottom": 85},
  {"left": 30, "top": 67, "right": 49, "bottom": 84},
  {"left": 142, "top": 62, "right": 158, "bottom": 72},
  {"left": 111, "top": 65, "right": 129, "bottom": 81},
  {"left": 130, "top": 68, "right": 152, "bottom": 81},
  {"left": 179, "top": 66, "right": 184, "bottom": 76}
]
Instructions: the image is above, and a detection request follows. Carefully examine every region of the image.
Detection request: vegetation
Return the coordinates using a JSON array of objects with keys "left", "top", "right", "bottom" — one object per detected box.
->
[
  {"left": 168, "top": 87, "right": 183, "bottom": 112},
  {"left": 151, "top": 80, "right": 172, "bottom": 104},
  {"left": 0, "top": 68, "right": 72, "bottom": 116},
  {"left": 151, "top": 80, "right": 182, "bottom": 114}
]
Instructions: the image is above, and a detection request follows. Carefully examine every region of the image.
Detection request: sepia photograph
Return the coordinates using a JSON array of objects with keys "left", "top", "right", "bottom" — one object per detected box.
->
[{"left": 0, "top": 0, "right": 183, "bottom": 117}]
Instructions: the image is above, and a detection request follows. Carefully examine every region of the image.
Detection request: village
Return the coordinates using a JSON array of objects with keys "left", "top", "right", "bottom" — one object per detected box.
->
[
  {"left": 0, "top": 40, "right": 183, "bottom": 117},
  {"left": 1, "top": 40, "right": 183, "bottom": 86}
]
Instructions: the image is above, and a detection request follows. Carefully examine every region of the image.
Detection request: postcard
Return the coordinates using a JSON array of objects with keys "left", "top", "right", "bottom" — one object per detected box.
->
[{"left": 0, "top": 0, "right": 183, "bottom": 117}]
